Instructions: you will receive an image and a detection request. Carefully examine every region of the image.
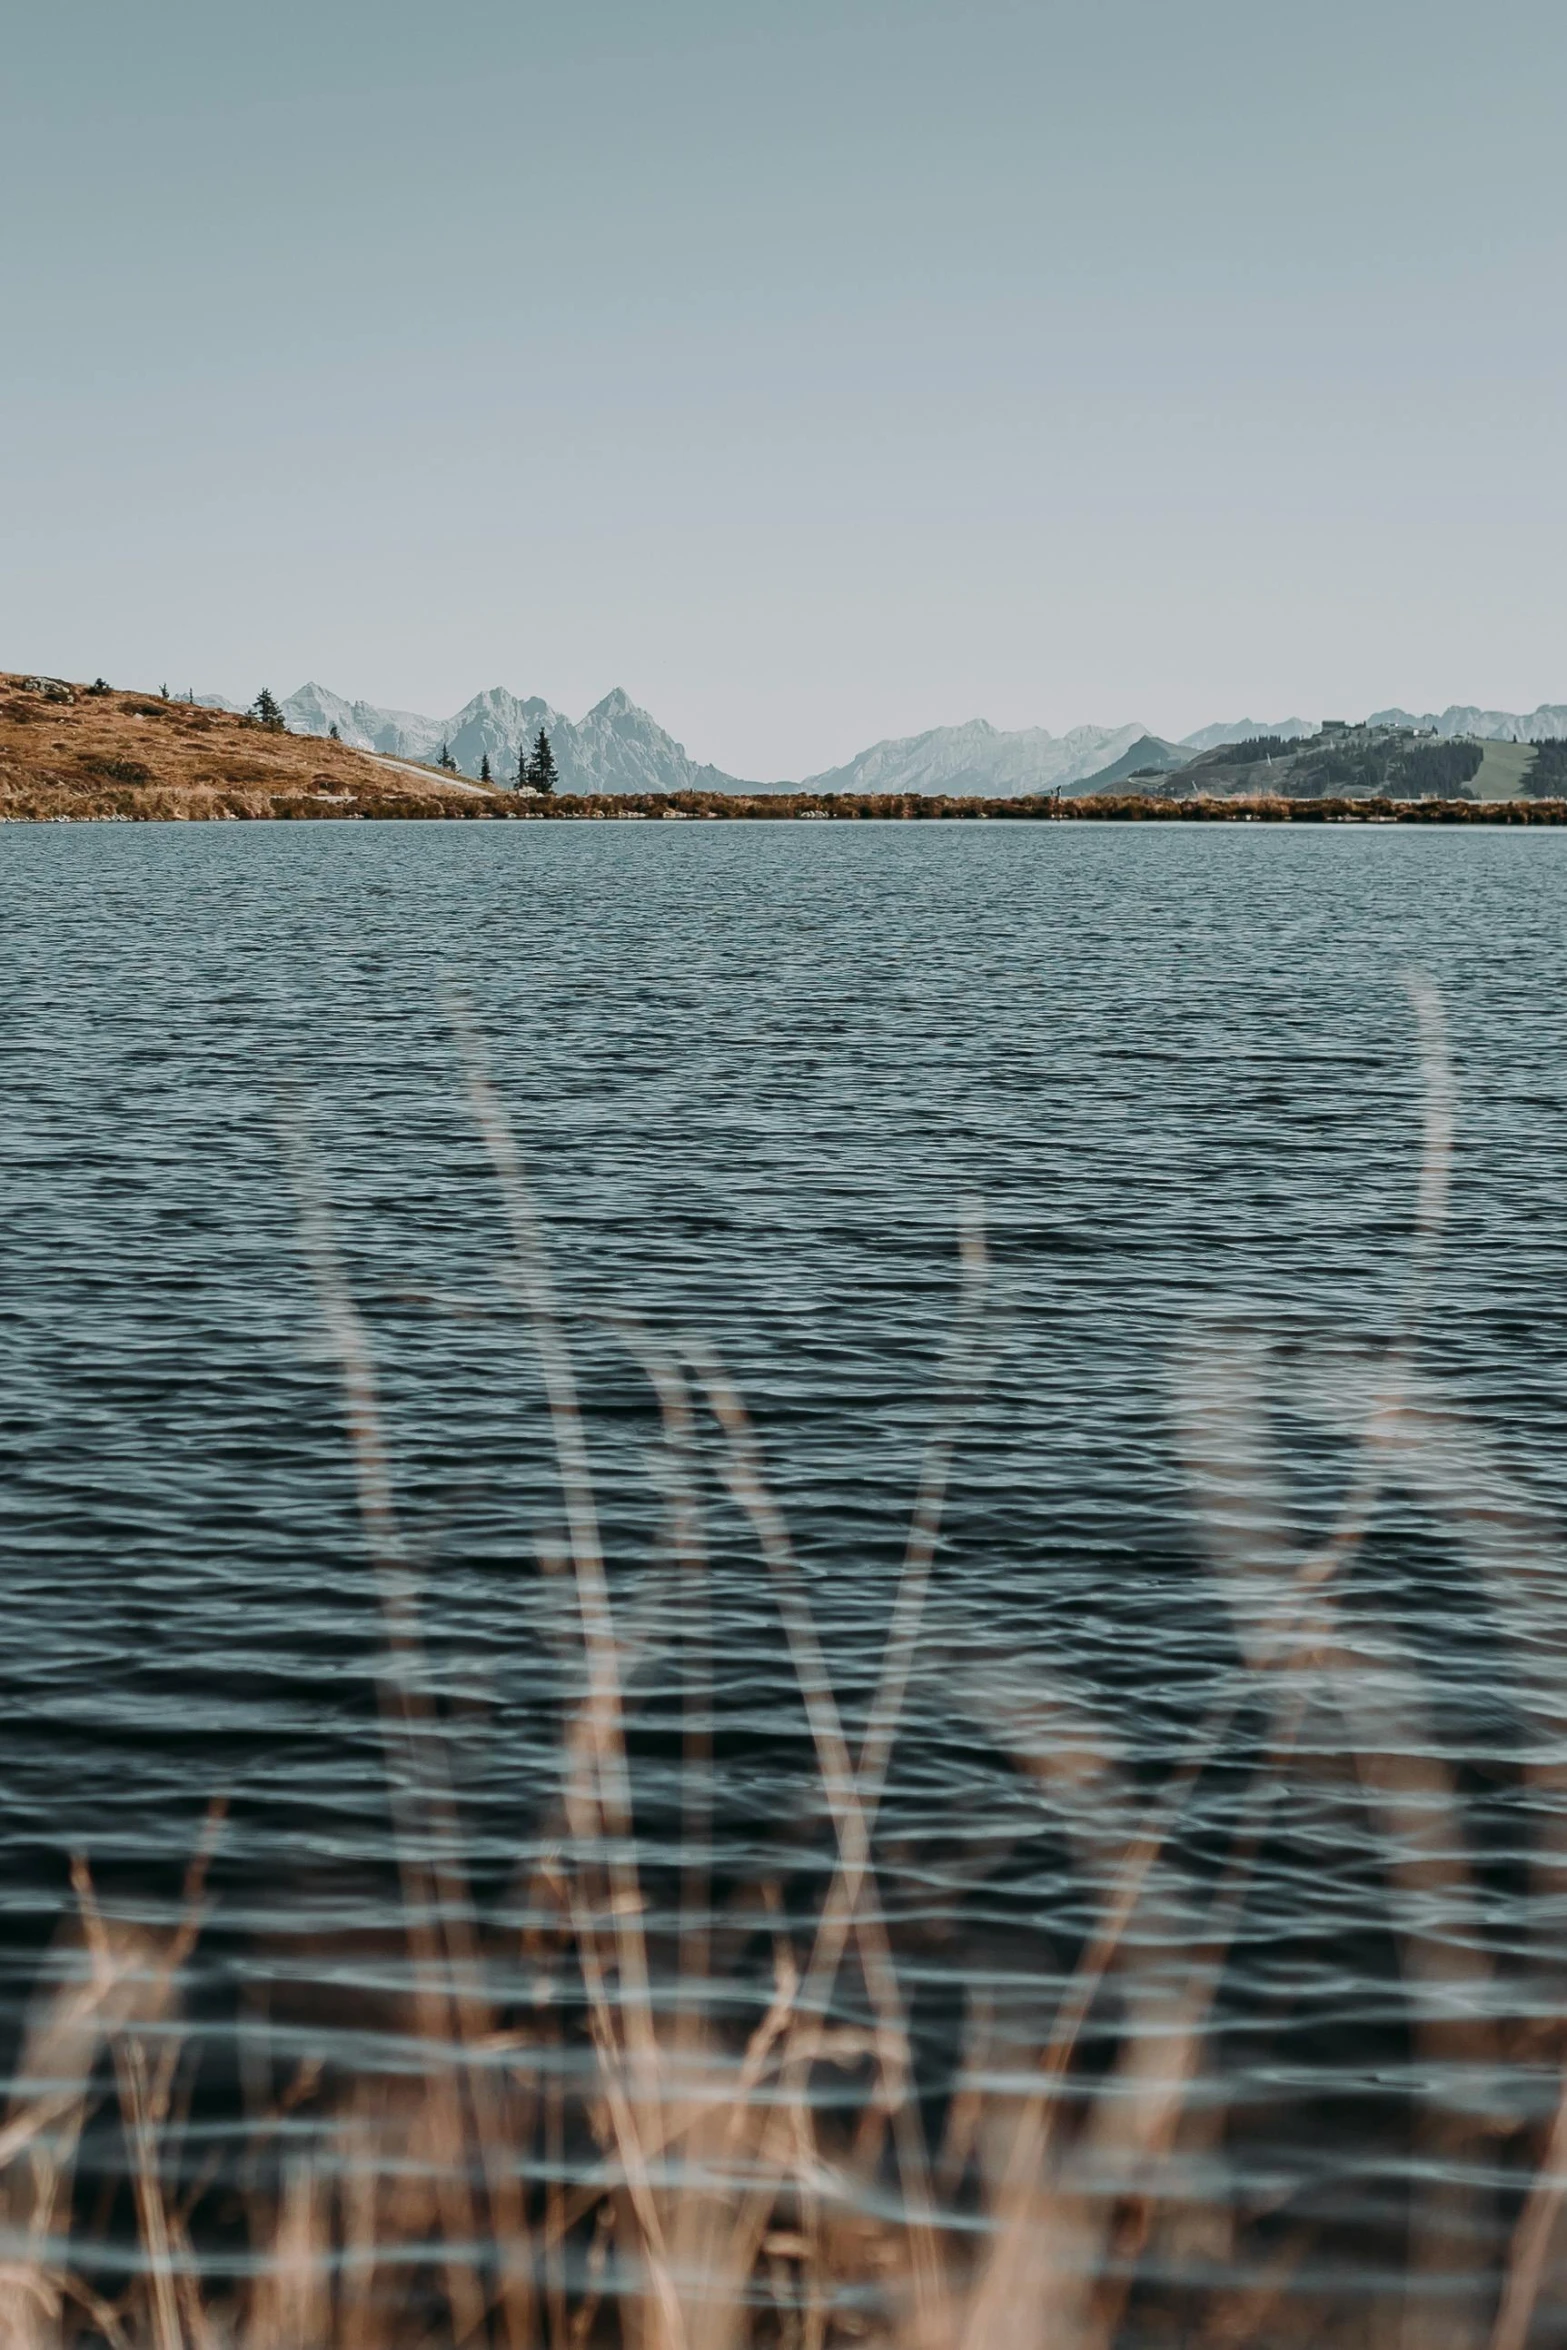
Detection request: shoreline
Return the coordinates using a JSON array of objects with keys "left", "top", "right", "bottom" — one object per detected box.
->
[{"left": 8, "top": 788, "right": 1567, "bottom": 825}]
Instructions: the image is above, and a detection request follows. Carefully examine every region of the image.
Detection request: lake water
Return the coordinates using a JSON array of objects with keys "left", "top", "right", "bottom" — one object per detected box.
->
[{"left": 3, "top": 819, "right": 1567, "bottom": 2323}]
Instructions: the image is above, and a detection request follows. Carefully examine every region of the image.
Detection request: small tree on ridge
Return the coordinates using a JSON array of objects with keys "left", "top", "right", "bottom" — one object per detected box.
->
[{"left": 528, "top": 728, "right": 558, "bottom": 796}]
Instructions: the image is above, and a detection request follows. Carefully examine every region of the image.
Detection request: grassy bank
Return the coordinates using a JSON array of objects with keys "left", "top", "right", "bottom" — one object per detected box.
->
[
  {"left": 0, "top": 673, "right": 513, "bottom": 822},
  {"left": 15, "top": 780, "right": 1567, "bottom": 826}
]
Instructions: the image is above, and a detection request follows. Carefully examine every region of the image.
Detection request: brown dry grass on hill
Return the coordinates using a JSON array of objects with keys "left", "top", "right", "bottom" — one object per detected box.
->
[{"left": 0, "top": 673, "right": 511, "bottom": 822}]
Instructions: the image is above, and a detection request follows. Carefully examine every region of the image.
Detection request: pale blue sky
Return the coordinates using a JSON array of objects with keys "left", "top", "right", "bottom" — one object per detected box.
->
[{"left": 4, "top": 0, "right": 1564, "bottom": 778}]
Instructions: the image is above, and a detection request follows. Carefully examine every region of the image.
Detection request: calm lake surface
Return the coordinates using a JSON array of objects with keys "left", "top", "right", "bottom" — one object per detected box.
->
[{"left": 3, "top": 819, "right": 1567, "bottom": 2297}]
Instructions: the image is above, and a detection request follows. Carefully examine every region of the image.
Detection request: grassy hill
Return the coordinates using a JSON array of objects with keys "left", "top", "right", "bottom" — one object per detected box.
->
[
  {"left": 0, "top": 673, "right": 520, "bottom": 820},
  {"left": 1147, "top": 721, "right": 1559, "bottom": 804}
]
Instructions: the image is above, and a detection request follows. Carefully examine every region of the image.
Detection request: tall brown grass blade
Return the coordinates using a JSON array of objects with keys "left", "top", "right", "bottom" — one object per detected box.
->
[
  {"left": 246, "top": 2151, "right": 332, "bottom": 2350},
  {"left": 285, "top": 1109, "right": 531, "bottom": 2347},
  {"left": 601, "top": 1321, "right": 714, "bottom": 2034},
  {"left": 1171, "top": 977, "right": 1508, "bottom": 2350},
  {"left": 970, "top": 995, "right": 1459, "bottom": 2348},
  {"left": 451, "top": 1016, "right": 662, "bottom": 2090},
  {"left": 691, "top": 1354, "right": 949, "bottom": 2334},
  {"left": 0, "top": 1870, "right": 202, "bottom": 2350},
  {"left": 70, "top": 1856, "right": 182, "bottom": 2350},
  {"left": 1490, "top": 2069, "right": 1567, "bottom": 2350}
]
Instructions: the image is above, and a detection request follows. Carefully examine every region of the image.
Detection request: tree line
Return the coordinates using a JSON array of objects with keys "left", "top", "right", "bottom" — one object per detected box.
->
[{"left": 439, "top": 729, "right": 559, "bottom": 793}]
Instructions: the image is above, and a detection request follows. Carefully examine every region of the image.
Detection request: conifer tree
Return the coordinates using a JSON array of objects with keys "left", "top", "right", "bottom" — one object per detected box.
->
[
  {"left": 328, "top": 722, "right": 341, "bottom": 741},
  {"left": 251, "top": 687, "right": 285, "bottom": 731},
  {"left": 438, "top": 741, "right": 456, "bottom": 773},
  {"left": 528, "top": 727, "right": 558, "bottom": 796},
  {"left": 480, "top": 752, "right": 492, "bottom": 784},
  {"left": 516, "top": 740, "right": 530, "bottom": 790}
]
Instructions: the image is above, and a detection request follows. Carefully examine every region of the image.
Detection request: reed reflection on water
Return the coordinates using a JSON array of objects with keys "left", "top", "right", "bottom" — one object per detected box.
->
[{"left": 3, "top": 823, "right": 1567, "bottom": 2346}]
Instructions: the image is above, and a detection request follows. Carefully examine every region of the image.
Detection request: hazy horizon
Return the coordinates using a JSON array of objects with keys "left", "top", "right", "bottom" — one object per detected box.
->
[{"left": 5, "top": 0, "right": 1565, "bottom": 780}]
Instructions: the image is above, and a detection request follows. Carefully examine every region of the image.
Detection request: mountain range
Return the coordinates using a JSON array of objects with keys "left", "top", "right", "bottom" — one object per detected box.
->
[
  {"left": 217, "top": 682, "right": 759, "bottom": 798},
  {"left": 203, "top": 683, "right": 1567, "bottom": 798},
  {"left": 1367, "top": 703, "right": 1567, "bottom": 742}
]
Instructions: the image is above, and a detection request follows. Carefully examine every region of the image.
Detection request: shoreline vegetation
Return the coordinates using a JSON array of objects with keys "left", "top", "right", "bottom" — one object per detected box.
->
[{"left": 5, "top": 673, "right": 1567, "bottom": 826}]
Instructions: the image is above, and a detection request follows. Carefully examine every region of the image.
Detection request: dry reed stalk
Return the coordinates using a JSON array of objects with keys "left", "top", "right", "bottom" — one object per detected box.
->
[
  {"left": 458, "top": 1006, "right": 999, "bottom": 2347},
  {"left": 245, "top": 2149, "right": 332, "bottom": 2350},
  {"left": 944, "top": 1668, "right": 1235, "bottom": 2338},
  {"left": 287, "top": 1112, "right": 536, "bottom": 2349},
  {"left": 1179, "top": 1336, "right": 1504, "bottom": 2350},
  {"left": 939, "top": 1685, "right": 1286, "bottom": 2350},
  {"left": 697, "top": 1191, "right": 992, "bottom": 2198},
  {"left": 1173, "top": 979, "right": 1515, "bottom": 2350},
  {"left": 690, "top": 1355, "right": 949, "bottom": 2340},
  {"left": 455, "top": 1010, "right": 994, "bottom": 2349},
  {"left": 0, "top": 1918, "right": 174, "bottom": 2350},
  {"left": 906, "top": 973, "right": 1464, "bottom": 2350},
  {"left": 455, "top": 1017, "right": 704, "bottom": 2348}
]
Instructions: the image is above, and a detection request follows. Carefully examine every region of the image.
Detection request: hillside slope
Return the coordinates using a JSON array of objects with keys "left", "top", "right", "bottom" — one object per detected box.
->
[
  {"left": 1148, "top": 722, "right": 1556, "bottom": 803},
  {"left": 0, "top": 674, "right": 517, "bottom": 820},
  {"left": 1069, "top": 735, "right": 1189, "bottom": 791}
]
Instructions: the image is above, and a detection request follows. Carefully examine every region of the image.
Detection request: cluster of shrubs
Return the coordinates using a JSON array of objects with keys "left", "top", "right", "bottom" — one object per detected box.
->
[{"left": 79, "top": 754, "right": 152, "bottom": 786}]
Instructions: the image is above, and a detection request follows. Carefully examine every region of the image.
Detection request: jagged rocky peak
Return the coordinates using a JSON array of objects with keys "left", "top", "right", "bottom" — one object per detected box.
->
[{"left": 806, "top": 717, "right": 1153, "bottom": 798}]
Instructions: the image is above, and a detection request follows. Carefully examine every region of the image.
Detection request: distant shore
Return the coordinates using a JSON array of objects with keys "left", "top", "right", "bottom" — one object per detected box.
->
[
  {"left": 10, "top": 790, "right": 1567, "bottom": 826},
  {"left": 5, "top": 676, "right": 1566, "bottom": 825}
]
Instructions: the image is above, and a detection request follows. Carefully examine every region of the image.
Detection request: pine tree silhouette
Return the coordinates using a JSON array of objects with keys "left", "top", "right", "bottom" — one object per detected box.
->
[
  {"left": 529, "top": 728, "right": 558, "bottom": 796},
  {"left": 438, "top": 742, "right": 457, "bottom": 773},
  {"left": 480, "top": 753, "right": 492, "bottom": 784},
  {"left": 251, "top": 688, "right": 285, "bottom": 731}
]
